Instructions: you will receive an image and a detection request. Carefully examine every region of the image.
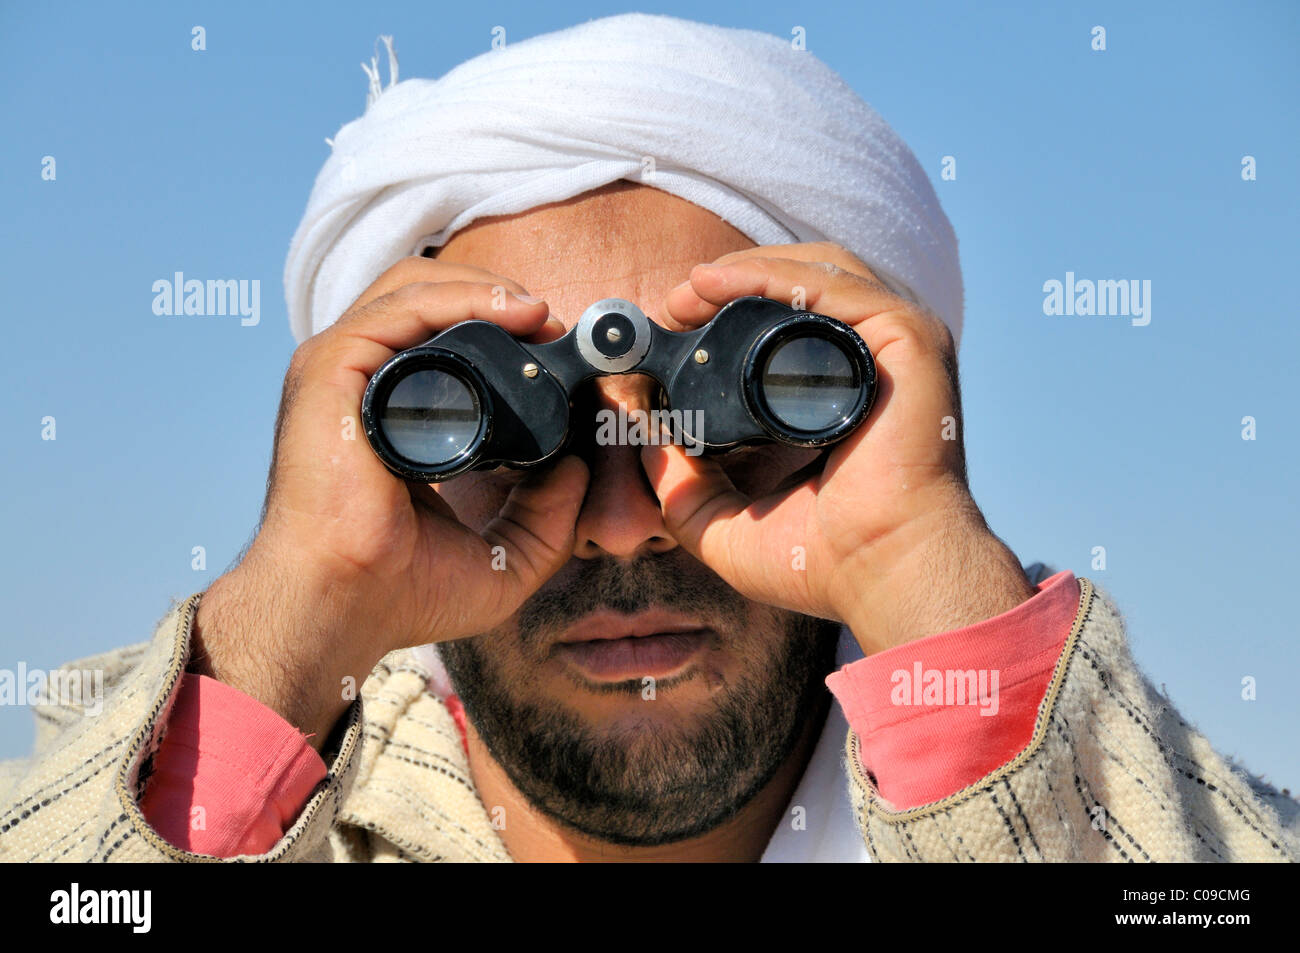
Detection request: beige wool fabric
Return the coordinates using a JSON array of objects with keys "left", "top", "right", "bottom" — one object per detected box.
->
[{"left": 1, "top": 578, "right": 1296, "bottom": 862}]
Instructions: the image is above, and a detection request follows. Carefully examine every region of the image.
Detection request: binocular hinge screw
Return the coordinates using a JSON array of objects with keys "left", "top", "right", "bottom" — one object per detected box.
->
[
  {"left": 693, "top": 348, "right": 710, "bottom": 364},
  {"left": 606, "top": 327, "right": 623, "bottom": 342},
  {"left": 522, "top": 363, "right": 539, "bottom": 378}
]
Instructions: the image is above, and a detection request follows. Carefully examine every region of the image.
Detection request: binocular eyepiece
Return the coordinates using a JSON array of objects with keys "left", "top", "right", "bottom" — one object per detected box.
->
[{"left": 362, "top": 296, "right": 877, "bottom": 482}]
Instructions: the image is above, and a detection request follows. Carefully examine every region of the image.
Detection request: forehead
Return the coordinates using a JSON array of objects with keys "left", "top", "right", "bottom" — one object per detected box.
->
[{"left": 432, "top": 181, "right": 756, "bottom": 327}]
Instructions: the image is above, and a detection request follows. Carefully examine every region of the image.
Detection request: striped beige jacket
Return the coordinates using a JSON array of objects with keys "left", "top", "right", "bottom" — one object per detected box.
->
[{"left": 1, "top": 577, "right": 1296, "bottom": 862}]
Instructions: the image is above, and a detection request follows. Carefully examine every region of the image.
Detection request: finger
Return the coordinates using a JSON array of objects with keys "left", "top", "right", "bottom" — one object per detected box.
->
[
  {"left": 640, "top": 442, "right": 746, "bottom": 557},
  {"left": 480, "top": 455, "right": 590, "bottom": 608},
  {"left": 313, "top": 281, "right": 549, "bottom": 383},
  {"left": 527, "top": 314, "right": 569, "bottom": 345},
  {"left": 661, "top": 241, "right": 886, "bottom": 324},
  {"left": 662, "top": 265, "right": 731, "bottom": 327},
  {"left": 357, "top": 256, "right": 535, "bottom": 303},
  {"left": 666, "top": 257, "right": 950, "bottom": 362},
  {"left": 709, "top": 240, "right": 878, "bottom": 275},
  {"left": 641, "top": 443, "right": 815, "bottom": 603},
  {"left": 333, "top": 280, "right": 548, "bottom": 351},
  {"left": 675, "top": 257, "right": 895, "bottom": 321}
]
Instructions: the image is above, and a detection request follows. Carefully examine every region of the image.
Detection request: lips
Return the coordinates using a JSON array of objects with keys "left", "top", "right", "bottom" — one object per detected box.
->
[{"left": 551, "top": 611, "right": 712, "bottom": 681}]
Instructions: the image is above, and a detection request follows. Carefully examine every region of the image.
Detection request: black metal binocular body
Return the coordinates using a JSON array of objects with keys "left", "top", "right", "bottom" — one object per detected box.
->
[{"left": 362, "top": 295, "right": 877, "bottom": 482}]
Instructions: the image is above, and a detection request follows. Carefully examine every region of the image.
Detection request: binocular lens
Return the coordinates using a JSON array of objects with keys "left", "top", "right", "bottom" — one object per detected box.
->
[
  {"left": 759, "top": 335, "right": 860, "bottom": 432},
  {"left": 379, "top": 367, "right": 482, "bottom": 466}
]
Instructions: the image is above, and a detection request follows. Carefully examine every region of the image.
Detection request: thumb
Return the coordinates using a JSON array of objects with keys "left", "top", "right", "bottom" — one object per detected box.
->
[
  {"left": 481, "top": 455, "right": 589, "bottom": 606},
  {"left": 642, "top": 444, "right": 820, "bottom": 613},
  {"left": 640, "top": 443, "right": 751, "bottom": 577}
]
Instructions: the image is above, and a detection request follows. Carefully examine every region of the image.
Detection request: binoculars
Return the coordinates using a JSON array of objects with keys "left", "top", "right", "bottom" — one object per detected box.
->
[{"left": 361, "top": 296, "right": 877, "bottom": 482}]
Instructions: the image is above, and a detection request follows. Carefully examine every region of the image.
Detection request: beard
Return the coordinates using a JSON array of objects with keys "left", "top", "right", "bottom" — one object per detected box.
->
[{"left": 438, "top": 551, "right": 841, "bottom": 847}]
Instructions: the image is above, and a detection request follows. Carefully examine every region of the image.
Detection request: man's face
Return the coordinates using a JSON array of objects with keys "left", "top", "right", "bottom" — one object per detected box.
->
[{"left": 433, "top": 181, "right": 840, "bottom": 846}]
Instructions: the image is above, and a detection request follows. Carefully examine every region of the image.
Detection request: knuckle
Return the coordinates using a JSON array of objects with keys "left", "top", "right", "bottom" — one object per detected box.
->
[
  {"left": 383, "top": 255, "right": 437, "bottom": 285},
  {"left": 387, "top": 279, "right": 440, "bottom": 303},
  {"left": 371, "top": 280, "right": 459, "bottom": 316},
  {"left": 287, "top": 340, "right": 315, "bottom": 377},
  {"left": 334, "top": 289, "right": 386, "bottom": 328},
  {"left": 888, "top": 319, "right": 933, "bottom": 357},
  {"left": 710, "top": 247, "right": 760, "bottom": 266},
  {"left": 810, "top": 239, "right": 850, "bottom": 259},
  {"left": 891, "top": 313, "right": 956, "bottom": 366},
  {"left": 895, "top": 322, "right": 926, "bottom": 353},
  {"left": 904, "top": 304, "right": 954, "bottom": 354},
  {"left": 806, "top": 241, "right": 885, "bottom": 287},
  {"left": 812, "top": 241, "right": 864, "bottom": 273},
  {"left": 346, "top": 259, "right": 444, "bottom": 316}
]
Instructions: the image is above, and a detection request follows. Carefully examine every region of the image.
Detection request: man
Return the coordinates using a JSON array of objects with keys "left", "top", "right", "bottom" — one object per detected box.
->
[{"left": 2, "top": 14, "right": 1296, "bottom": 863}]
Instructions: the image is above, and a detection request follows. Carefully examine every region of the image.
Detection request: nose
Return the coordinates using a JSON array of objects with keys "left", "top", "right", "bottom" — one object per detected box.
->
[{"left": 571, "top": 375, "right": 678, "bottom": 560}]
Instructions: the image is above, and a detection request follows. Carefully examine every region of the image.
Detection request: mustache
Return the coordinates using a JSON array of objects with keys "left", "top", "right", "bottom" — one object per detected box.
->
[{"left": 515, "top": 552, "right": 750, "bottom": 649}]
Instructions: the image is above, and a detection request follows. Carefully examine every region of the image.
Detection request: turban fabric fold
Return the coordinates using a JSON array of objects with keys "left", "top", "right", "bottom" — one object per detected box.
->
[{"left": 283, "top": 13, "right": 963, "bottom": 347}]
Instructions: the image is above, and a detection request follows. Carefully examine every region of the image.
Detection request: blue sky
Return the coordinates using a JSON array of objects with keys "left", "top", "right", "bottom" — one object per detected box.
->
[{"left": 1, "top": 1, "right": 1297, "bottom": 790}]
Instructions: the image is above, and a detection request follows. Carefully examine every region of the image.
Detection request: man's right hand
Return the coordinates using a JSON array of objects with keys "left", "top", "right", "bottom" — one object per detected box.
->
[{"left": 190, "top": 258, "right": 589, "bottom": 750}]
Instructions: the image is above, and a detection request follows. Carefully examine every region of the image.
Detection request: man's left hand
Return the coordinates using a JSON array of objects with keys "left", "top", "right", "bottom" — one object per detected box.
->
[{"left": 643, "top": 242, "right": 1037, "bottom": 656}]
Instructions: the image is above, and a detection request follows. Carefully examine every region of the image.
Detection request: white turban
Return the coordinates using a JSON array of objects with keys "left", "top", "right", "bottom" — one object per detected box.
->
[{"left": 283, "top": 13, "right": 963, "bottom": 348}]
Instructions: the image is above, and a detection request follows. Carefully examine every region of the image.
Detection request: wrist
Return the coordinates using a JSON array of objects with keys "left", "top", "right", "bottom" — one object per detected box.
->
[
  {"left": 834, "top": 495, "right": 1036, "bottom": 656},
  {"left": 191, "top": 545, "right": 379, "bottom": 751}
]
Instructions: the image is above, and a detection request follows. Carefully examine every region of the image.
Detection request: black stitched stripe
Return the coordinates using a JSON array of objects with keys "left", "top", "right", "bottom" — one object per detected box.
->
[
  {"left": 97, "top": 827, "right": 135, "bottom": 863},
  {"left": 931, "top": 812, "right": 962, "bottom": 862},
  {"left": 1078, "top": 639, "right": 1279, "bottom": 839},
  {"left": 361, "top": 732, "right": 477, "bottom": 796},
  {"left": 35, "top": 816, "right": 90, "bottom": 861},
  {"left": 86, "top": 813, "right": 127, "bottom": 861},
  {"left": 361, "top": 779, "right": 505, "bottom": 861},
  {"left": 55, "top": 825, "right": 95, "bottom": 861},
  {"left": 1002, "top": 780, "right": 1043, "bottom": 860},
  {"left": 1, "top": 738, "right": 126, "bottom": 824},
  {"left": 989, "top": 790, "right": 1028, "bottom": 861},
  {"left": 1077, "top": 640, "right": 1285, "bottom": 855},
  {"left": 943, "top": 809, "right": 976, "bottom": 862},
  {"left": 344, "top": 814, "right": 462, "bottom": 865},
  {"left": 0, "top": 758, "right": 120, "bottom": 836},
  {"left": 1051, "top": 690, "right": 1158, "bottom": 862},
  {"left": 1035, "top": 759, "right": 1069, "bottom": 833},
  {"left": 1051, "top": 717, "right": 1133, "bottom": 861},
  {"left": 861, "top": 798, "right": 879, "bottom": 858},
  {"left": 1086, "top": 720, "right": 1227, "bottom": 860},
  {"left": 898, "top": 821, "right": 918, "bottom": 861}
]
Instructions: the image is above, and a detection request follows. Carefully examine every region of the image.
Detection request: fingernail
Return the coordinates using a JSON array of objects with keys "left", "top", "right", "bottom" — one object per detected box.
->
[{"left": 512, "top": 293, "right": 544, "bottom": 304}]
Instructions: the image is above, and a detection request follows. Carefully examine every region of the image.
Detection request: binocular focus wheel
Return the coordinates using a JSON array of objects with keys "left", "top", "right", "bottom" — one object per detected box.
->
[{"left": 575, "top": 299, "right": 653, "bottom": 373}]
